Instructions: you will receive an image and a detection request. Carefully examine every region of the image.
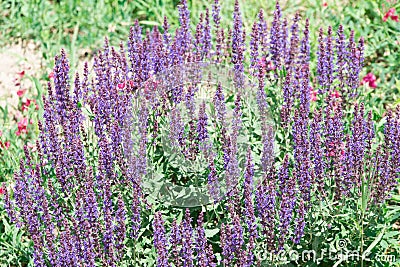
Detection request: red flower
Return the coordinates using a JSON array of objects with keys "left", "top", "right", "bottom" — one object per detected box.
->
[
  {"left": 309, "top": 86, "right": 318, "bottom": 102},
  {"left": 117, "top": 82, "right": 126, "bottom": 89},
  {"left": 323, "top": 2, "right": 328, "bottom": 7},
  {"left": 17, "top": 70, "right": 25, "bottom": 79},
  {"left": 362, "top": 72, "right": 377, "bottom": 88},
  {"left": 21, "top": 99, "right": 39, "bottom": 112},
  {"left": 0, "top": 187, "right": 4, "bottom": 196},
  {"left": 16, "top": 118, "right": 28, "bottom": 136},
  {"left": 383, "top": 8, "right": 399, "bottom": 22},
  {"left": 17, "top": 89, "right": 26, "bottom": 98},
  {"left": 331, "top": 90, "right": 341, "bottom": 98},
  {"left": 48, "top": 71, "right": 54, "bottom": 79},
  {"left": 258, "top": 57, "right": 275, "bottom": 72},
  {"left": 0, "top": 141, "right": 10, "bottom": 150},
  {"left": 128, "top": 80, "right": 136, "bottom": 88}
]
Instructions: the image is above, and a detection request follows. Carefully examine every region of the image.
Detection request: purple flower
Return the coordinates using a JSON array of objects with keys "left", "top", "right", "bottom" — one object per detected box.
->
[
  {"left": 153, "top": 212, "right": 170, "bottom": 267},
  {"left": 278, "top": 155, "right": 296, "bottom": 250},
  {"left": 195, "top": 212, "right": 216, "bottom": 267},
  {"left": 269, "top": 1, "right": 283, "bottom": 70},
  {"left": 242, "top": 148, "right": 257, "bottom": 265},
  {"left": 250, "top": 21, "right": 259, "bottom": 76},
  {"left": 310, "top": 109, "right": 325, "bottom": 197},
  {"left": 256, "top": 168, "right": 277, "bottom": 252},
  {"left": 181, "top": 209, "right": 194, "bottom": 267},
  {"left": 169, "top": 219, "right": 182, "bottom": 267},
  {"left": 232, "top": 0, "right": 245, "bottom": 87},
  {"left": 114, "top": 194, "right": 126, "bottom": 260}
]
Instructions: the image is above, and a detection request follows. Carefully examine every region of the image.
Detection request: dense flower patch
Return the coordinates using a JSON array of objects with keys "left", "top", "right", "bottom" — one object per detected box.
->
[{"left": 2, "top": 0, "right": 399, "bottom": 266}]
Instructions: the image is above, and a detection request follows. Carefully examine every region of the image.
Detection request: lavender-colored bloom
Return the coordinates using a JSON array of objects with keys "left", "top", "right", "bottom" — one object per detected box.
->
[
  {"left": 203, "top": 8, "right": 212, "bottom": 57},
  {"left": 250, "top": 21, "right": 259, "bottom": 76},
  {"left": 153, "top": 212, "right": 170, "bottom": 267},
  {"left": 163, "top": 16, "right": 172, "bottom": 57},
  {"left": 286, "top": 12, "right": 300, "bottom": 69},
  {"left": 373, "top": 109, "right": 399, "bottom": 203},
  {"left": 197, "top": 101, "right": 210, "bottom": 158},
  {"left": 258, "top": 9, "right": 268, "bottom": 56},
  {"left": 347, "top": 34, "right": 365, "bottom": 97},
  {"left": 280, "top": 70, "right": 293, "bottom": 128},
  {"left": 208, "top": 160, "right": 221, "bottom": 202},
  {"left": 214, "top": 83, "right": 226, "bottom": 125},
  {"left": 195, "top": 212, "right": 216, "bottom": 267},
  {"left": 317, "top": 28, "right": 326, "bottom": 92},
  {"left": 130, "top": 186, "right": 141, "bottom": 240},
  {"left": 299, "top": 18, "right": 310, "bottom": 65},
  {"left": 335, "top": 24, "right": 347, "bottom": 88},
  {"left": 178, "top": 0, "right": 192, "bottom": 55},
  {"left": 212, "top": 0, "right": 221, "bottom": 30},
  {"left": 293, "top": 198, "right": 305, "bottom": 244},
  {"left": 256, "top": 168, "right": 277, "bottom": 252},
  {"left": 278, "top": 155, "right": 296, "bottom": 250},
  {"left": 269, "top": 1, "right": 282, "bottom": 71},
  {"left": 242, "top": 149, "right": 257, "bottom": 266},
  {"left": 230, "top": 208, "right": 245, "bottom": 260},
  {"left": 281, "top": 18, "right": 289, "bottom": 65},
  {"left": 169, "top": 107, "right": 185, "bottom": 148},
  {"left": 310, "top": 109, "right": 325, "bottom": 197},
  {"left": 257, "top": 68, "right": 274, "bottom": 173},
  {"left": 232, "top": 0, "right": 245, "bottom": 87},
  {"left": 103, "top": 206, "right": 116, "bottom": 266},
  {"left": 181, "top": 209, "right": 194, "bottom": 267},
  {"left": 169, "top": 219, "right": 182, "bottom": 267},
  {"left": 323, "top": 98, "right": 346, "bottom": 200},
  {"left": 114, "top": 194, "right": 126, "bottom": 260},
  {"left": 225, "top": 93, "right": 242, "bottom": 195},
  {"left": 220, "top": 223, "right": 233, "bottom": 265},
  {"left": 325, "top": 26, "right": 334, "bottom": 92},
  {"left": 194, "top": 13, "right": 204, "bottom": 61}
]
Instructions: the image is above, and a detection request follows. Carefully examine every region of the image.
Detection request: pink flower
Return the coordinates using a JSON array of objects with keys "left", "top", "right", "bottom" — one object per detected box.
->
[
  {"left": 0, "top": 130, "right": 2, "bottom": 137},
  {"left": 117, "top": 82, "right": 125, "bottom": 89},
  {"left": 323, "top": 2, "right": 328, "bottom": 7},
  {"left": 48, "top": 71, "right": 54, "bottom": 79},
  {"left": 0, "top": 141, "right": 10, "bottom": 150},
  {"left": 21, "top": 99, "right": 39, "bottom": 112},
  {"left": 331, "top": 90, "right": 341, "bottom": 98},
  {"left": 383, "top": 8, "right": 398, "bottom": 22},
  {"left": 362, "top": 72, "right": 377, "bottom": 88},
  {"left": 391, "top": 14, "right": 399, "bottom": 22},
  {"left": 128, "top": 80, "right": 136, "bottom": 88},
  {"left": 258, "top": 57, "right": 275, "bottom": 72},
  {"left": 16, "top": 118, "right": 28, "bottom": 136},
  {"left": 17, "top": 89, "right": 26, "bottom": 97},
  {"left": 17, "top": 70, "right": 25, "bottom": 79},
  {"left": 310, "top": 86, "right": 318, "bottom": 102},
  {"left": 0, "top": 186, "right": 4, "bottom": 196}
]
